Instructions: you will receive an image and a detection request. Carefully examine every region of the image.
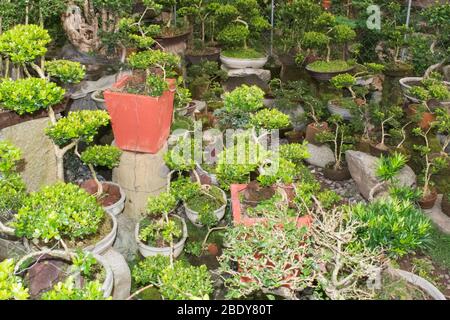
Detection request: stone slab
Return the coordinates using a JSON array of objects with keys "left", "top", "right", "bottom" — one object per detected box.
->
[
  {"left": 424, "top": 195, "right": 450, "bottom": 234},
  {"left": 102, "top": 248, "right": 132, "bottom": 300}
]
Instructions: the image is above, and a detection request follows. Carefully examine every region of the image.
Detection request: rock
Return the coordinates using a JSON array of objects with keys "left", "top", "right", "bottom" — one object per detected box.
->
[
  {"left": 345, "top": 150, "right": 416, "bottom": 200},
  {"left": 102, "top": 248, "right": 131, "bottom": 300},
  {"left": 444, "top": 65, "right": 450, "bottom": 82},
  {"left": 423, "top": 195, "right": 450, "bottom": 235},
  {"left": 0, "top": 118, "right": 57, "bottom": 192},
  {"left": 26, "top": 255, "right": 67, "bottom": 297},
  {"left": 112, "top": 146, "right": 169, "bottom": 261},
  {"left": 305, "top": 144, "right": 335, "bottom": 168},
  {"left": 221, "top": 65, "right": 271, "bottom": 83},
  {"left": 71, "top": 71, "right": 132, "bottom": 100}
]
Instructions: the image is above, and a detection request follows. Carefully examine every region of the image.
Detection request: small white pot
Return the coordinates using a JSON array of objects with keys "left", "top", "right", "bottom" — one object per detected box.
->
[
  {"left": 103, "top": 182, "right": 126, "bottom": 217},
  {"left": 135, "top": 215, "right": 188, "bottom": 258},
  {"left": 220, "top": 54, "right": 268, "bottom": 69},
  {"left": 85, "top": 211, "right": 118, "bottom": 255},
  {"left": 184, "top": 187, "right": 227, "bottom": 227}
]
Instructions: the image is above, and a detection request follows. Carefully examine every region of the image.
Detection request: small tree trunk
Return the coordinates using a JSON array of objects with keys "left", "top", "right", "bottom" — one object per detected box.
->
[{"left": 88, "top": 164, "right": 103, "bottom": 197}]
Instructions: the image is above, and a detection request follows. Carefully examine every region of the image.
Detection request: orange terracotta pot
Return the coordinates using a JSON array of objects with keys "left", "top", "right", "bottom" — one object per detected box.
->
[
  {"left": 104, "top": 76, "right": 176, "bottom": 154},
  {"left": 407, "top": 105, "right": 436, "bottom": 131},
  {"left": 231, "top": 184, "right": 312, "bottom": 228}
]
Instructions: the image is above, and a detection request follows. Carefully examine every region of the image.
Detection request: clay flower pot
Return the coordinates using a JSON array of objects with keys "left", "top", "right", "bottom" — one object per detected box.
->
[
  {"left": 323, "top": 163, "right": 351, "bottom": 181},
  {"left": 419, "top": 189, "right": 438, "bottom": 210},
  {"left": 104, "top": 76, "right": 176, "bottom": 154},
  {"left": 406, "top": 104, "right": 436, "bottom": 131},
  {"left": 305, "top": 122, "right": 328, "bottom": 145}
]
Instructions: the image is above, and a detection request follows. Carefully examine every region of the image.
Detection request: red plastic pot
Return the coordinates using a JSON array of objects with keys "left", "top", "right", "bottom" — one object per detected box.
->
[
  {"left": 104, "top": 76, "right": 176, "bottom": 154},
  {"left": 231, "top": 184, "right": 311, "bottom": 227}
]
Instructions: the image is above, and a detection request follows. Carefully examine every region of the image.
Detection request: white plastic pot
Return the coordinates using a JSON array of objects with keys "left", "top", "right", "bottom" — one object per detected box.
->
[
  {"left": 184, "top": 187, "right": 227, "bottom": 227},
  {"left": 103, "top": 182, "right": 126, "bottom": 217},
  {"left": 135, "top": 215, "right": 188, "bottom": 258},
  {"left": 220, "top": 54, "right": 268, "bottom": 69},
  {"left": 85, "top": 211, "right": 118, "bottom": 255}
]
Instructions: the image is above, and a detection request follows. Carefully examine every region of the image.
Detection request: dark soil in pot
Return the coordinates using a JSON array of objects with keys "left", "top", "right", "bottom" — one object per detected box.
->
[
  {"left": 67, "top": 214, "right": 113, "bottom": 250},
  {"left": 242, "top": 181, "right": 276, "bottom": 208},
  {"left": 80, "top": 179, "right": 121, "bottom": 207},
  {"left": 419, "top": 189, "right": 438, "bottom": 209},
  {"left": 442, "top": 195, "right": 450, "bottom": 217},
  {"left": 323, "top": 163, "right": 351, "bottom": 181}
]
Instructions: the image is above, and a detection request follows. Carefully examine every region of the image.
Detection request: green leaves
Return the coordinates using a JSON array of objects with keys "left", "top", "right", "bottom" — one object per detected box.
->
[
  {"left": 0, "top": 141, "right": 22, "bottom": 175},
  {"left": 128, "top": 50, "right": 180, "bottom": 74},
  {"left": 45, "top": 110, "right": 110, "bottom": 146},
  {"left": 0, "top": 259, "right": 29, "bottom": 300},
  {"left": 330, "top": 73, "right": 357, "bottom": 90},
  {"left": 0, "top": 24, "right": 50, "bottom": 64},
  {"left": 376, "top": 152, "right": 408, "bottom": 183},
  {"left": 12, "top": 183, "right": 105, "bottom": 242},
  {"left": 0, "top": 78, "right": 65, "bottom": 115},
  {"left": 40, "top": 277, "right": 109, "bottom": 300},
  {"left": 81, "top": 145, "right": 122, "bottom": 169},
  {"left": 224, "top": 85, "right": 264, "bottom": 112},
  {"left": 146, "top": 192, "right": 177, "bottom": 216},
  {"left": 250, "top": 109, "right": 291, "bottom": 130},
  {"left": 217, "top": 24, "right": 249, "bottom": 48},
  {"left": 146, "top": 74, "right": 169, "bottom": 97},
  {"left": 45, "top": 60, "right": 86, "bottom": 84}
]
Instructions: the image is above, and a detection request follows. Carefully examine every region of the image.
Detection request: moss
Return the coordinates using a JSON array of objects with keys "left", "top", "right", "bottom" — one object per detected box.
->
[
  {"left": 306, "top": 60, "right": 351, "bottom": 73},
  {"left": 221, "top": 48, "right": 265, "bottom": 59},
  {"left": 185, "top": 186, "right": 225, "bottom": 212}
]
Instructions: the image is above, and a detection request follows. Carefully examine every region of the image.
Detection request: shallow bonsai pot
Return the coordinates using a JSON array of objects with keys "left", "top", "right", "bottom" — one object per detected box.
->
[
  {"left": 389, "top": 268, "right": 446, "bottom": 300},
  {"left": 184, "top": 187, "right": 227, "bottom": 227},
  {"left": 220, "top": 54, "right": 268, "bottom": 69},
  {"left": 230, "top": 184, "right": 311, "bottom": 227},
  {"left": 323, "top": 164, "right": 351, "bottom": 181},
  {"left": 327, "top": 100, "right": 353, "bottom": 120},
  {"left": 185, "top": 47, "right": 220, "bottom": 64},
  {"left": 419, "top": 189, "right": 438, "bottom": 210},
  {"left": 176, "top": 100, "right": 206, "bottom": 117},
  {"left": 305, "top": 63, "right": 355, "bottom": 82},
  {"left": 91, "top": 90, "right": 106, "bottom": 110},
  {"left": 155, "top": 30, "right": 191, "bottom": 48},
  {"left": 400, "top": 77, "right": 450, "bottom": 107},
  {"left": 135, "top": 215, "right": 188, "bottom": 258},
  {"left": 14, "top": 250, "right": 114, "bottom": 299},
  {"left": 85, "top": 211, "right": 118, "bottom": 255},
  {"left": 195, "top": 163, "right": 219, "bottom": 186},
  {"left": 305, "top": 122, "right": 328, "bottom": 145},
  {"left": 441, "top": 195, "right": 450, "bottom": 217},
  {"left": 103, "top": 182, "right": 126, "bottom": 217}
]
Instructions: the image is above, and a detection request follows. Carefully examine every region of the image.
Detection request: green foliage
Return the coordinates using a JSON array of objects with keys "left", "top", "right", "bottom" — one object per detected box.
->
[
  {"left": 250, "top": 109, "right": 291, "bottom": 130},
  {"left": 132, "top": 255, "right": 170, "bottom": 286},
  {"left": 169, "top": 177, "right": 201, "bottom": 202},
  {"left": 146, "top": 192, "right": 177, "bottom": 216},
  {"left": 0, "top": 78, "right": 65, "bottom": 115},
  {"left": 317, "top": 190, "right": 342, "bottom": 210},
  {"left": 71, "top": 251, "right": 98, "bottom": 278},
  {"left": 185, "top": 186, "right": 225, "bottom": 227},
  {"left": 45, "top": 60, "right": 86, "bottom": 84},
  {"left": 0, "top": 24, "right": 50, "bottom": 64},
  {"left": 257, "top": 158, "right": 297, "bottom": 187},
  {"left": 41, "top": 277, "right": 109, "bottom": 300},
  {"left": 139, "top": 217, "right": 182, "bottom": 245},
  {"left": 302, "top": 31, "right": 329, "bottom": 49},
  {"left": 185, "top": 241, "right": 203, "bottom": 257},
  {"left": 332, "top": 24, "right": 356, "bottom": 44},
  {"left": 0, "top": 141, "right": 22, "bottom": 175},
  {"left": 376, "top": 153, "right": 407, "bottom": 183},
  {"left": 81, "top": 145, "right": 122, "bottom": 169},
  {"left": 127, "top": 50, "right": 180, "bottom": 75},
  {"left": 174, "top": 86, "right": 192, "bottom": 110},
  {"left": 0, "top": 173, "right": 27, "bottom": 215},
  {"left": 221, "top": 48, "right": 265, "bottom": 59},
  {"left": 330, "top": 73, "right": 357, "bottom": 90},
  {"left": 307, "top": 60, "right": 351, "bottom": 73},
  {"left": 12, "top": 183, "right": 105, "bottom": 242},
  {"left": 164, "top": 138, "right": 199, "bottom": 172},
  {"left": 45, "top": 110, "right": 110, "bottom": 146},
  {"left": 279, "top": 142, "right": 310, "bottom": 165},
  {"left": 217, "top": 24, "right": 249, "bottom": 48},
  {"left": 353, "top": 198, "right": 431, "bottom": 258},
  {"left": 223, "top": 85, "right": 264, "bottom": 112},
  {"left": 146, "top": 74, "right": 169, "bottom": 97},
  {"left": 0, "top": 259, "right": 29, "bottom": 300}
]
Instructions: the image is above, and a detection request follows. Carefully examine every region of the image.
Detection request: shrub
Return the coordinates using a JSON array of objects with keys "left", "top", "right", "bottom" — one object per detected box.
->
[
  {"left": 169, "top": 177, "right": 201, "bottom": 202},
  {"left": 223, "top": 85, "right": 264, "bottom": 112},
  {"left": 45, "top": 110, "right": 110, "bottom": 146},
  {"left": 279, "top": 142, "right": 310, "bottom": 165},
  {"left": 45, "top": 60, "right": 86, "bottom": 84},
  {"left": 217, "top": 24, "right": 249, "bottom": 48},
  {"left": 0, "top": 24, "right": 50, "bottom": 64},
  {"left": 353, "top": 198, "right": 431, "bottom": 257},
  {"left": 146, "top": 74, "right": 169, "bottom": 97},
  {"left": 128, "top": 50, "right": 180, "bottom": 76},
  {"left": 41, "top": 277, "right": 108, "bottom": 300},
  {"left": 164, "top": 138, "right": 199, "bottom": 172},
  {"left": 257, "top": 158, "right": 297, "bottom": 187},
  {"left": 132, "top": 255, "right": 171, "bottom": 286},
  {"left": 12, "top": 183, "right": 105, "bottom": 242},
  {"left": 81, "top": 145, "right": 122, "bottom": 169},
  {"left": 146, "top": 192, "right": 177, "bottom": 216},
  {"left": 250, "top": 109, "right": 291, "bottom": 130},
  {"left": 0, "top": 259, "right": 29, "bottom": 300},
  {"left": 0, "top": 78, "right": 65, "bottom": 115},
  {"left": 0, "top": 141, "right": 22, "bottom": 175}
]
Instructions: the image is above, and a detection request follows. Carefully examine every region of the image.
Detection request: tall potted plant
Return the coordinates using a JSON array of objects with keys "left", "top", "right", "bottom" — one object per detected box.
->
[{"left": 104, "top": 49, "right": 180, "bottom": 154}]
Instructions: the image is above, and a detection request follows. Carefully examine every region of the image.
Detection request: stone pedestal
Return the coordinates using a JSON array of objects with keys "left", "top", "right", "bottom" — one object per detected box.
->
[
  {"left": 0, "top": 117, "right": 57, "bottom": 192},
  {"left": 222, "top": 65, "right": 271, "bottom": 92},
  {"left": 112, "top": 145, "right": 169, "bottom": 261}
]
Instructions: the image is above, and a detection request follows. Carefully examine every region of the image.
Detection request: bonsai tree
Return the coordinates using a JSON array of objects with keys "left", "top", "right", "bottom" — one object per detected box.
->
[
  {"left": 302, "top": 12, "right": 357, "bottom": 72},
  {"left": 131, "top": 256, "right": 213, "bottom": 300},
  {"left": 412, "top": 126, "right": 448, "bottom": 205},
  {"left": 408, "top": 73, "right": 450, "bottom": 112},
  {"left": 216, "top": 0, "right": 270, "bottom": 59},
  {"left": 250, "top": 109, "right": 291, "bottom": 131},
  {"left": 80, "top": 145, "right": 123, "bottom": 198},
  {"left": 2, "top": 183, "right": 105, "bottom": 249},
  {"left": 316, "top": 114, "right": 355, "bottom": 171},
  {"left": 186, "top": 61, "right": 228, "bottom": 101},
  {"left": 178, "top": 0, "right": 220, "bottom": 55},
  {"left": 0, "top": 259, "right": 29, "bottom": 300},
  {"left": 257, "top": 158, "right": 297, "bottom": 188},
  {"left": 370, "top": 104, "right": 404, "bottom": 152},
  {"left": 0, "top": 141, "right": 26, "bottom": 216},
  {"left": 45, "top": 110, "right": 111, "bottom": 181}
]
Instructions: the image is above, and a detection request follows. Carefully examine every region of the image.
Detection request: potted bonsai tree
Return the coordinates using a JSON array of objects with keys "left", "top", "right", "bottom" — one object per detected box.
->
[
  {"left": 216, "top": 0, "right": 270, "bottom": 69},
  {"left": 250, "top": 108, "right": 292, "bottom": 133},
  {"left": 316, "top": 115, "right": 355, "bottom": 181},
  {"left": 412, "top": 127, "right": 448, "bottom": 209},
  {"left": 135, "top": 192, "right": 188, "bottom": 259},
  {"left": 179, "top": 0, "right": 221, "bottom": 63},
  {"left": 303, "top": 12, "right": 357, "bottom": 81},
  {"left": 369, "top": 104, "right": 404, "bottom": 157},
  {"left": 80, "top": 145, "right": 125, "bottom": 216},
  {"left": 0, "top": 182, "right": 117, "bottom": 255},
  {"left": 104, "top": 49, "right": 180, "bottom": 154},
  {"left": 302, "top": 95, "right": 329, "bottom": 145}
]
